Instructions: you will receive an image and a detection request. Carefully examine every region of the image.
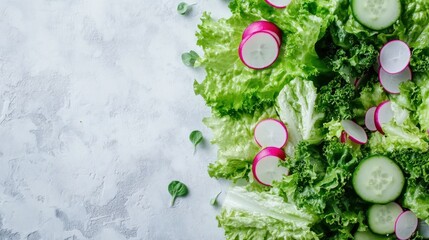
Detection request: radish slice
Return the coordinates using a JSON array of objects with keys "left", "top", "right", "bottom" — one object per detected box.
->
[
  {"left": 252, "top": 147, "right": 287, "bottom": 186},
  {"left": 379, "top": 66, "right": 412, "bottom": 94},
  {"left": 365, "top": 107, "right": 377, "bottom": 132},
  {"left": 254, "top": 119, "right": 288, "bottom": 148},
  {"left": 261, "top": 30, "right": 281, "bottom": 46},
  {"left": 418, "top": 220, "right": 429, "bottom": 238},
  {"left": 242, "top": 21, "right": 282, "bottom": 46},
  {"left": 379, "top": 40, "right": 411, "bottom": 74},
  {"left": 375, "top": 101, "right": 394, "bottom": 134},
  {"left": 341, "top": 120, "right": 368, "bottom": 144},
  {"left": 264, "top": 0, "right": 292, "bottom": 8},
  {"left": 340, "top": 131, "right": 348, "bottom": 143},
  {"left": 395, "top": 210, "right": 418, "bottom": 240},
  {"left": 238, "top": 31, "right": 280, "bottom": 70},
  {"left": 353, "top": 78, "right": 361, "bottom": 88}
]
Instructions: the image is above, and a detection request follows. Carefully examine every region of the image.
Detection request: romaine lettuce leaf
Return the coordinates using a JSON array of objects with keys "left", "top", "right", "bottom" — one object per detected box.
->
[
  {"left": 218, "top": 186, "right": 320, "bottom": 240},
  {"left": 275, "top": 78, "right": 325, "bottom": 155}
]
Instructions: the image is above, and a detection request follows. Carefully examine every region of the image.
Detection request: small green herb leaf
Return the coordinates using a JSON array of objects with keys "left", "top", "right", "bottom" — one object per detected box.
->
[
  {"left": 210, "top": 191, "right": 222, "bottom": 206},
  {"left": 189, "top": 130, "right": 203, "bottom": 153},
  {"left": 181, "top": 50, "right": 200, "bottom": 67},
  {"left": 177, "top": 2, "right": 192, "bottom": 15},
  {"left": 168, "top": 180, "right": 188, "bottom": 207}
]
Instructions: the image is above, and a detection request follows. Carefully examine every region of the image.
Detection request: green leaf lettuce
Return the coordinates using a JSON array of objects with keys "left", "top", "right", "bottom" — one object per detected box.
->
[
  {"left": 205, "top": 108, "right": 277, "bottom": 181},
  {"left": 217, "top": 186, "right": 320, "bottom": 240}
]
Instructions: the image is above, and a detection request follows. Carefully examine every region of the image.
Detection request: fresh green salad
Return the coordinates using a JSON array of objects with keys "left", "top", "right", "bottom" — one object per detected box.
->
[{"left": 193, "top": 0, "right": 429, "bottom": 239}]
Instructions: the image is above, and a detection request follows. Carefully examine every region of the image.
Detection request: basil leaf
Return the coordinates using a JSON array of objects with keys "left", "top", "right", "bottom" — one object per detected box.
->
[
  {"left": 168, "top": 180, "right": 189, "bottom": 207},
  {"left": 177, "top": 2, "right": 192, "bottom": 15},
  {"left": 189, "top": 130, "right": 203, "bottom": 153},
  {"left": 181, "top": 50, "right": 200, "bottom": 67}
]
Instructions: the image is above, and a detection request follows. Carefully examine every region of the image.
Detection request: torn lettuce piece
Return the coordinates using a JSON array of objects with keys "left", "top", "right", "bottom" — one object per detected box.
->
[
  {"left": 276, "top": 78, "right": 325, "bottom": 156},
  {"left": 218, "top": 186, "right": 320, "bottom": 240}
]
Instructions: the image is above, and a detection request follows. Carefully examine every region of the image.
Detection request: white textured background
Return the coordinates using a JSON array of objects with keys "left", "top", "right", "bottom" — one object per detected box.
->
[{"left": 0, "top": 0, "right": 230, "bottom": 239}]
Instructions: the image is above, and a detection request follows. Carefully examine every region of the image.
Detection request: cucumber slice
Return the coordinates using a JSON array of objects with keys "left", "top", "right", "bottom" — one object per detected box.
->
[
  {"left": 354, "top": 230, "right": 388, "bottom": 240},
  {"left": 353, "top": 156, "right": 405, "bottom": 203},
  {"left": 351, "top": 0, "right": 401, "bottom": 30},
  {"left": 368, "top": 202, "right": 403, "bottom": 234}
]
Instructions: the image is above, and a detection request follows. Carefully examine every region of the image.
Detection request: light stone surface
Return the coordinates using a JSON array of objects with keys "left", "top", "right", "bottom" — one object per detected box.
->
[{"left": 0, "top": 0, "right": 231, "bottom": 239}]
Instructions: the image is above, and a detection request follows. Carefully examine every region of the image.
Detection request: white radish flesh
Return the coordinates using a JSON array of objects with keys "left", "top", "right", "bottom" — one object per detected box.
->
[
  {"left": 254, "top": 119, "right": 288, "bottom": 148},
  {"left": 379, "top": 66, "right": 412, "bottom": 94},
  {"left": 252, "top": 147, "right": 287, "bottom": 186},
  {"left": 379, "top": 40, "right": 411, "bottom": 74},
  {"left": 239, "top": 31, "right": 280, "bottom": 70},
  {"left": 262, "top": 30, "right": 281, "bottom": 46},
  {"left": 395, "top": 210, "right": 418, "bottom": 240},
  {"left": 375, "top": 101, "right": 394, "bottom": 134},
  {"left": 242, "top": 21, "right": 282, "bottom": 46},
  {"left": 365, "top": 107, "right": 377, "bottom": 132},
  {"left": 265, "top": 0, "right": 292, "bottom": 8},
  {"left": 341, "top": 120, "right": 368, "bottom": 144}
]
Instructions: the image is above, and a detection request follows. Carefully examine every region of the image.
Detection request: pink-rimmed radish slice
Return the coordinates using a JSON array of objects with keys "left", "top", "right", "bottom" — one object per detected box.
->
[
  {"left": 395, "top": 210, "right": 418, "bottom": 240},
  {"left": 242, "top": 21, "right": 282, "bottom": 46},
  {"left": 353, "top": 78, "right": 361, "bottom": 88},
  {"left": 418, "top": 220, "right": 429, "bottom": 238},
  {"left": 365, "top": 107, "right": 377, "bottom": 132},
  {"left": 239, "top": 31, "right": 280, "bottom": 70},
  {"left": 252, "top": 147, "right": 287, "bottom": 186},
  {"left": 379, "top": 40, "right": 411, "bottom": 74},
  {"left": 264, "top": 0, "right": 292, "bottom": 8},
  {"left": 375, "top": 101, "right": 394, "bottom": 134},
  {"left": 340, "top": 131, "right": 348, "bottom": 143},
  {"left": 341, "top": 120, "right": 368, "bottom": 144},
  {"left": 254, "top": 118, "right": 288, "bottom": 148},
  {"left": 379, "top": 66, "right": 412, "bottom": 94}
]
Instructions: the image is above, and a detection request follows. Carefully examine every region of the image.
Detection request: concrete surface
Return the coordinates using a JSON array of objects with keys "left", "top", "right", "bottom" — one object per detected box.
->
[{"left": 0, "top": 0, "right": 231, "bottom": 239}]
